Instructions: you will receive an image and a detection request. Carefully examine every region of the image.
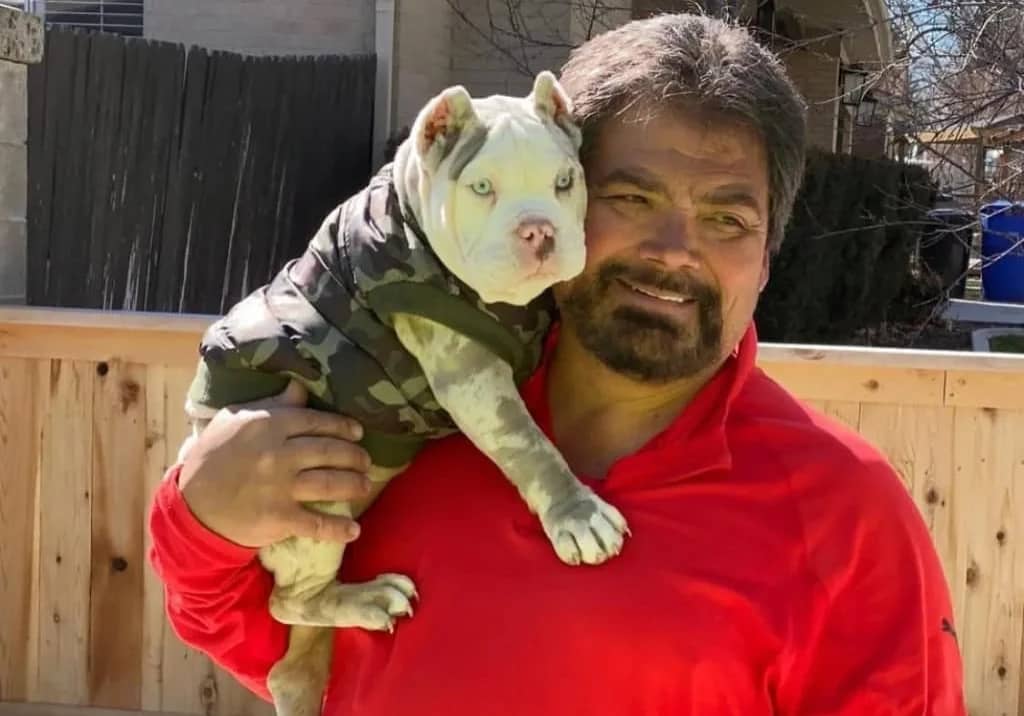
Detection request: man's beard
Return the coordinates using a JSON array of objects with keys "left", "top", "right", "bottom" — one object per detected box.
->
[{"left": 558, "top": 259, "right": 724, "bottom": 383}]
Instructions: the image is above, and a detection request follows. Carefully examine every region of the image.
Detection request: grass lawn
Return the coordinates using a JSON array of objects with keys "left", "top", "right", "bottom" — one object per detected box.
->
[{"left": 989, "top": 333, "right": 1024, "bottom": 353}]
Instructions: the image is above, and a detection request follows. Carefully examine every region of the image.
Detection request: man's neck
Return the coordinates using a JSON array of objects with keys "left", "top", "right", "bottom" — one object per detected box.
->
[{"left": 546, "top": 327, "right": 724, "bottom": 479}]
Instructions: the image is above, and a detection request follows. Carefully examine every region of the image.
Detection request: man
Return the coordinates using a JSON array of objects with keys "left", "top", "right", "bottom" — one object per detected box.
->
[{"left": 148, "top": 12, "right": 966, "bottom": 714}]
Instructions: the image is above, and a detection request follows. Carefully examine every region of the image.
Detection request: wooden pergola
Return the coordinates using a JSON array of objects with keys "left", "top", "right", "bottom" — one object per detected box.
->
[{"left": 909, "top": 115, "right": 1024, "bottom": 204}]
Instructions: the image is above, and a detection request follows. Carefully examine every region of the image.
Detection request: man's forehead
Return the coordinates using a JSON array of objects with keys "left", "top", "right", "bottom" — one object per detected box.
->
[
  {"left": 587, "top": 112, "right": 768, "bottom": 191},
  {"left": 593, "top": 151, "right": 759, "bottom": 181}
]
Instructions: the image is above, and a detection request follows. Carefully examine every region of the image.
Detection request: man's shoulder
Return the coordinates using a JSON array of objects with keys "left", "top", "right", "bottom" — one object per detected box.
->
[
  {"left": 733, "top": 367, "right": 886, "bottom": 461},
  {"left": 731, "top": 368, "right": 946, "bottom": 589},
  {"left": 730, "top": 367, "right": 910, "bottom": 512}
]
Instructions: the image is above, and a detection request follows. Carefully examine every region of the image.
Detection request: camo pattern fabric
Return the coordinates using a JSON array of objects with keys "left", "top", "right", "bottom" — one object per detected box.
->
[{"left": 187, "top": 162, "right": 555, "bottom": 468}]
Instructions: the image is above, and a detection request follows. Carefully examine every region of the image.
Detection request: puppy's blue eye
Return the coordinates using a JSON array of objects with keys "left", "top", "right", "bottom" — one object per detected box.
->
[
  {"left": 555, "top": 171, "right": 573, "bottom": 191},
  {"left": 470, "top": 179, "right": 493, "bottom": 195}
]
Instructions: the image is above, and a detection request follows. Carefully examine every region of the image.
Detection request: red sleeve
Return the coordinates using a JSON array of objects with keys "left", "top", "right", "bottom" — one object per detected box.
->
[
  {"left": 147, "top": 464, "right": 288, "bottom": 701},
  {"left": 776, "top": 457, "right": 967, "bottom": 714}
]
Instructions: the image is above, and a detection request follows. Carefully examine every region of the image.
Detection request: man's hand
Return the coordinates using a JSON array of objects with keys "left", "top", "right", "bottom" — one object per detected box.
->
[{"left": 178, "top": 379, "right": 372, "bottom": 548}]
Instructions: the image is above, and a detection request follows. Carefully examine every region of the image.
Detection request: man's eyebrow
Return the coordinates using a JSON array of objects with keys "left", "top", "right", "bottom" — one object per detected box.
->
[
  {"left": 701, "top": 184, "right": 765, "bottom": 215},
  {"left": 593, "top": 167, "right": 670, "bottom": 195}
]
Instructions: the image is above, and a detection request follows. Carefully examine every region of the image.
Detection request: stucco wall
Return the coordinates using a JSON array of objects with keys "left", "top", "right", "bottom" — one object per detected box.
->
[
  {"left": 392, "top": 0, "right": 452, "bottom": 132},
  {"left": 783, "top": 37, "right": 841, "bottom": 152},
  {"left": 143, "top": 0, "right": 375, "bottom": 56},
  {"left": 389, "top": 0, "right": 633, "bottom": 134}
]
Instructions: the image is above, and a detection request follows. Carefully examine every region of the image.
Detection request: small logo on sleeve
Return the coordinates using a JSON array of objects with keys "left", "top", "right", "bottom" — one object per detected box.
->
[{"left": 940, "top": 617, "right": 958, "bottom": 644}]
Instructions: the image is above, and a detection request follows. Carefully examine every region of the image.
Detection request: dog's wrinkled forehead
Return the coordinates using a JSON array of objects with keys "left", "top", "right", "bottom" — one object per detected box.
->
[
  {"left": 411, "top": 71, "right": 583, "bottom": 185},
  {"left": 446, "top": 106, "right": 577, "bottom": 182},
  {"left": 445, "top": 123, "right": 490, "bottom": 181}
]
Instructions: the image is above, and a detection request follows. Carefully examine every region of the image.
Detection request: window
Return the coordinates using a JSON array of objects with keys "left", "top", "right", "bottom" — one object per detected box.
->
[
  {"left": 3, "top": 0, "right": 144, "bottom": 37},
  {"left": 753, "top": 0, "right": 775, "bottom": 48}
]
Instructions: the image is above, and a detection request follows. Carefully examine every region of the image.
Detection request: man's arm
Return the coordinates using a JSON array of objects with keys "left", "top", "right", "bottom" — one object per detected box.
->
[
  {"left": 776, "top": 457, "right": 967, "bottom": 714},
  {"left": 148, "top": 464, "right": 284, "bottom": 701},
  {"left": 146, "top": 380, "right": 372, "bottom": 699}
]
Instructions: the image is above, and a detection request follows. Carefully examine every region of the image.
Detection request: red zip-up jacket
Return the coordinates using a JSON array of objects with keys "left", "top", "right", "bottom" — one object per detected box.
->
[{"left": 148, "top": 324, "right": 967, "bottom": 714}]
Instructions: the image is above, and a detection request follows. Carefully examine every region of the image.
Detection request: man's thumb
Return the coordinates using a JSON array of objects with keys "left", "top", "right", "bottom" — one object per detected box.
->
[{"left": 276, "top": 378, "right": 309, "bottom": 406}]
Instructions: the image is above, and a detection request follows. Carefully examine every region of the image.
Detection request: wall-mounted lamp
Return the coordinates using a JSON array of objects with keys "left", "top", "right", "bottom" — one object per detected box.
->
[
  {"left": 840, "top": 66, "right": 880, "bottom": 126},
  {"left": 840, "top": 66, "right": 870, "bottom": 106},
  {"left": 855, "top": 91, "right": 879, "bottom": 126}
]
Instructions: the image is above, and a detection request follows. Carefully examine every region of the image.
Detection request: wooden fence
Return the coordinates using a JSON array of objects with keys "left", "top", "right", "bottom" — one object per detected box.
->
[
  {"left": 25, "top": 28, "right": 376, "bottom": 314},
  {"left": 1, "top": 306, "right": 1023, "bottom": 715}
]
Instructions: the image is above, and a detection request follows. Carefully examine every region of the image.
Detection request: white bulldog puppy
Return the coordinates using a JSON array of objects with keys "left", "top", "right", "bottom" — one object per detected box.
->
[{"left": 181, "top": 71, "right": 629, "bottom": 716}]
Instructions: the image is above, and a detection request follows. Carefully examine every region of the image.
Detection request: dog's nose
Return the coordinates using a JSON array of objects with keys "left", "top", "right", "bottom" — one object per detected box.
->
[{"left": 517, "top": 219, "right": 556, "bottom": 260}]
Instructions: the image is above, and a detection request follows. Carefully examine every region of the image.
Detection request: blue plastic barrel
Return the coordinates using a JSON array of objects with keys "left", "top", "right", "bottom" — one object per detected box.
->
[{"left": 979, "top": 201, "right": 1024, "bottom": 303}]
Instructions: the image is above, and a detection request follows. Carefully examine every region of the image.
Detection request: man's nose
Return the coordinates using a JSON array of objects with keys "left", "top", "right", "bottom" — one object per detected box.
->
[
  {"left": 517, "top": 217, "right": 556, "bottom": 261},
  {"left": 644, "top": 212, "right": 702, "bottom": 269}
]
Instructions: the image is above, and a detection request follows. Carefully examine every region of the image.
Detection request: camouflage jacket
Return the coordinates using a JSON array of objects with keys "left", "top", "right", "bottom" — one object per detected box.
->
[{"left": 187, "top": 163, "right": 555, "bottom": 468}]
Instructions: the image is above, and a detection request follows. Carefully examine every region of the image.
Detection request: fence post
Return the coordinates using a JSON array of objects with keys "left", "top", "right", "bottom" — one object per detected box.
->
[
  {"left": 0, "top": 6, "right": 43, "bottom": 305},
  {"left": 372, "top": 0, "right": 396, "bottom": 171}
]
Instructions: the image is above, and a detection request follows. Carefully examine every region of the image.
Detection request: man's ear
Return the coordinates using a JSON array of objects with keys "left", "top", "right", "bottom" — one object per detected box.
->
[
  {"left": 529, "top": 70, "right": 582, "bottom": 152},
  {"left": 759, "top": 250, "right": 771, "bottom": 293},
  {"left": 412, "top": 85, "right": 477, "bottom": 173}
]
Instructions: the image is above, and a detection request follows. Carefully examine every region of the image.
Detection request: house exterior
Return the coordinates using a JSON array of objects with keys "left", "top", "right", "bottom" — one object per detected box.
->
[
  {"left": 6, "top": 0, "right": 895, "bottom": 167},
  {"left": 384, "top": 0, "right": 896, "bottom": 162},
  {"left": 144, "top": 0, "right": 375, "bottom": 58}
]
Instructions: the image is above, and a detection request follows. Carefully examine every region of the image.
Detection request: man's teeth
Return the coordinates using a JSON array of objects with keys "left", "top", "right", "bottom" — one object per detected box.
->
[{"left": 630, "top": 284, "right": 691, "bottom": 303}]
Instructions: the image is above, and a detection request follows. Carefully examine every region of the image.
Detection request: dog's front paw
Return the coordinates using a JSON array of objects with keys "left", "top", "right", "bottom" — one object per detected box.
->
[{"left": 540, "top": 489, "right": 629, "bottom": 566}]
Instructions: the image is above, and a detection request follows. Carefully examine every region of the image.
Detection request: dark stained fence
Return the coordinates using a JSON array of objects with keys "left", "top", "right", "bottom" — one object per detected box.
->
[{"left": 26, "top": 27, "right": 376, "bottom": 313}]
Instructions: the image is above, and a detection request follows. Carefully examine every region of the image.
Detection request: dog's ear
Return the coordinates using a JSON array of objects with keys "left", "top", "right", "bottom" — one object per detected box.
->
[
  {"left": 413, "top": 85, "right": 477, "bottom": 173},
  {"left": 530, "top": 71, "right": 582, "bottom": 152}
]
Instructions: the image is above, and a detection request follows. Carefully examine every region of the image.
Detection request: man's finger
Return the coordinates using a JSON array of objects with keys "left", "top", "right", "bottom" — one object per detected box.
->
[
  {"left": 287, "top": 506, "right": 361, "bottom": 544},
  {"left": 279, "top": 407, "right": 365, "bottom": 442},
  {"left": 292, "top": 469, "right": 372, "bottom": 503},
  {"left": 276, "top": 379, "right": 309, "bottom": 407},
  {"left": 284, "top": 436, "right": 372, "bottom": 472}
]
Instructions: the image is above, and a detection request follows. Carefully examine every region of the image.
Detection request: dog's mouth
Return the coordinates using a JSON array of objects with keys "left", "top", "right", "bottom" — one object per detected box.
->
[{"left": 525, "top": 259, "right": 561, "bottom": 279}]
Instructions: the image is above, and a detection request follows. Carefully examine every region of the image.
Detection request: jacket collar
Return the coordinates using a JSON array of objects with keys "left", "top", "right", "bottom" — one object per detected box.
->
[{"left": 520, "top": 321, "right": 759, "bottom": 486}]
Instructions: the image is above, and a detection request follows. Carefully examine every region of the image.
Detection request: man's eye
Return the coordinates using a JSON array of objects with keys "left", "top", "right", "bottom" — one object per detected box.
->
[
  {"left": 710, "top": 214, "right": 746, "bottom": 229},
  {"left": 610, "top": 194, "right": 648, "bottom": 205}
]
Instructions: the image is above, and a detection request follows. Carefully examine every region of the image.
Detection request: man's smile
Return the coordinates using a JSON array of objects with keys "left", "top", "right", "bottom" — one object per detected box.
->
[{"left": 617, "top": 277, "right": 695, "bottom": 305}]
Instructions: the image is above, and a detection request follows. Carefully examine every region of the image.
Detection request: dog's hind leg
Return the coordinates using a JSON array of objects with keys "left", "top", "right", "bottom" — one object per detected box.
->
[
  {"left": 267, "top": 626, "right": 334, "bottom": 716},
  {"left": 262, "top": 466, "right": 414, "bottom": 716}
]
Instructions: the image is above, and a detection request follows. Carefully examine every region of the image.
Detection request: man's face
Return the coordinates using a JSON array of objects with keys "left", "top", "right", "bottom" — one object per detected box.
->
[{"left": 554, "top": 109, "right": 771, "bottom": 384}]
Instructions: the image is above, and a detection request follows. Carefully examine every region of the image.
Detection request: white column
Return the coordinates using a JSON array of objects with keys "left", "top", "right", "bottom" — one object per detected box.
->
[
  {"left": 0, "top": 5, "right": 43, "bottom": 305},
  {"left": 372, "top": 0, "right": 397, "bottom": 170}
]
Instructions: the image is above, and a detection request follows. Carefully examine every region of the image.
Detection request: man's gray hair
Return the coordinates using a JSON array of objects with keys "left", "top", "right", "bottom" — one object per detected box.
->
[{"left": 558, "top": 12, "right": 808, "bottom": 254}]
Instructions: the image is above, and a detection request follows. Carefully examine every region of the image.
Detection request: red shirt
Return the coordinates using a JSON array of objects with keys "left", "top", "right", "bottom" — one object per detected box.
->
[{"left": 148, "top": 323, "right": 966, "bottom": 715}]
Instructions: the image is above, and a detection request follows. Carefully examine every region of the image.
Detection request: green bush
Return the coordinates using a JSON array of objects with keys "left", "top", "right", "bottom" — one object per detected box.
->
[{"left": 755, "top": 149, "right": 935, "bottom": 343}]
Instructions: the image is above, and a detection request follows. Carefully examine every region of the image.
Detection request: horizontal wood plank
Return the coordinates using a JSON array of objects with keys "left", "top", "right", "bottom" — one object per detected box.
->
[
  {"left": 945, "top": 369, "right": 1024, "bottom": 410},
  {"left": 760, "top": 361, "right": 947, "bottom": 406},
  {"left": 0, "top": 324, "right": 201, "bottom": 367},
  {"left": 0, "top": 703, "right": 193, "bottom": 716}
]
